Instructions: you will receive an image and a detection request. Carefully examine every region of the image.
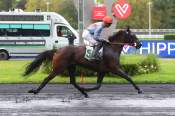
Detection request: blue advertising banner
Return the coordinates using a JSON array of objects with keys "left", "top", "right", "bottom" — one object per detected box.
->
[{"left": 122, "top": 40, "right": 175, "bottom": 58}]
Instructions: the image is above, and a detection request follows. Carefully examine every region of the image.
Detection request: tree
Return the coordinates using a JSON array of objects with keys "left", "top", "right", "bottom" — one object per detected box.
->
[
  {"left": 0, "top": 0, "right": 13, "bottom": 11},
  {"left": 0, "top": 0, "right": 26, "bottom": 11},
  {"left": 51, "top": 0, "right": 78, "bottom": 29},
  {"left": 116, "top": 0, "right": 175, "bottom": 29},
  {"left": 117, "top": 0, "right": 161, "bottom": 29},
  {"left": 16, "top": 0, "right": 27, "bottom": 10},
  {"left": 25, "top": 0, "right": 78, "bottom": 29},
  {"left": 25, "top": 0, "right": 45, "bottom": 11},
  {"left": 153, "top": 0, "right": 175, "bottom": 28}
]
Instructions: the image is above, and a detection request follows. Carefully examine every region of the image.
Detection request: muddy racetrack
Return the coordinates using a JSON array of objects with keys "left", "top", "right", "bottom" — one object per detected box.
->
[{"left": 0, "top": 84, "right": 175, "bottom": 116}]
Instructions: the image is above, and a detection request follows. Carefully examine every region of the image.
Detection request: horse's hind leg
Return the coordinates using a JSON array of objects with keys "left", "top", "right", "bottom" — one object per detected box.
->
[
  {"left": 112, "top": 67, "right": 143, "bottom": 94},
  {"left": 81, "top": 72, "right": 105, "bottom": 92},
  {"left": 68, "top": 65, "right": 89, "bottom": 98},
  {"left": 28, "top": 72, "right": 57, "bottom": 94}
]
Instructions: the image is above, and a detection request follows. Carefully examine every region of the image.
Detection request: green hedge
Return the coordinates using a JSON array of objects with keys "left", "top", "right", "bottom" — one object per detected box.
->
[
  {"left": 123, "top": 54, "right": 159, "bottom": 75},
  {"left": 138, "top": 54, "right": 159, "bottom": 74},
  {"left": 41, "top": 54, "right": 159, "bottom": 76},
  {"left": 164, "top": 34, "right": 175, "bottom": 40}
]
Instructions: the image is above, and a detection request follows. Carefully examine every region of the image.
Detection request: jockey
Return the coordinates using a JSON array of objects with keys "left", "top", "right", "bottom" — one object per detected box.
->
[{"left": 82, "top": 16, "right": 113, "bottom": 60}]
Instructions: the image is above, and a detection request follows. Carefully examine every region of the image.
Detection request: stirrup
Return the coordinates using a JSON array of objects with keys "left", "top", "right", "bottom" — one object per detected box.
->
[{"left": 94, "top": 54, "right": 102, "bottom": 60}]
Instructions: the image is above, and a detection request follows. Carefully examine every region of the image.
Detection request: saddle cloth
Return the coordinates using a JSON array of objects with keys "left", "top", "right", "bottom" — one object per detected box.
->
[{"left": 84, "top": 46, "right": 103, "bottom": 60}]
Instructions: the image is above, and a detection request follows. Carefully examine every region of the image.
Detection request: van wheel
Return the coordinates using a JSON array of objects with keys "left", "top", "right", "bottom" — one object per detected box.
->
[{"left": 0, "top": 50, "right": 9, "bottom": 60}]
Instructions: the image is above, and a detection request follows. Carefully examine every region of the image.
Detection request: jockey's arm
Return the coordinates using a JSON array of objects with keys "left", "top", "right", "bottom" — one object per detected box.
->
[{"left": 93, "top": 26, "right": 103, "bottom": 41}]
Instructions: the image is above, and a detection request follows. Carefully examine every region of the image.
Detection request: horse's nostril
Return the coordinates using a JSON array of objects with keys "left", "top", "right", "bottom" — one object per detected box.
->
[
  {"left": 137, "top": 43, "right": 142, "bottom": 49},
  {"left": 134, "top": 43, "right": 141, "bottom": 49}
]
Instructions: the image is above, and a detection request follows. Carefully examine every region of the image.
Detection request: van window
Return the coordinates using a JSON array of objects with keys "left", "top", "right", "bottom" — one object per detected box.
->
[
  {"left": 32, "top": 29, "right": 50, "bottom": 36},
  {"left": 6, "top": 28, "right": 21, "bottom": 36},
  {"left": 10, "top": 24, "right": 21, "bottom": 28},
  {"left": 0, "top": 15, "right": 44, "bottom": 21},
  {"left": 34, "top": 24, "right": 50, "bottom": 30},
  {"left": 0, "top": 29, "right": 6, "bottom": 36},
  {"left": 0, "top": 24, "right": 50, "bottom": 37},
  {"left": 57, "top": 26, "right": 74, "bottom": 38},
  {"left": 21, "top": 29, "right": 33, "bottom": 36},
  {"left": 0, "top": 24, "right": 9, "bottom": 28},
  {"left": 22, "top": 24, "right": 33, "bottom": 29}
]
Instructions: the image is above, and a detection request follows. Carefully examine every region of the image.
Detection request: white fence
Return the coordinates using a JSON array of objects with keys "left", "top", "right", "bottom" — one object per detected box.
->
[{"left": 116, "top": 29, "right": 175, "bottom": 39}]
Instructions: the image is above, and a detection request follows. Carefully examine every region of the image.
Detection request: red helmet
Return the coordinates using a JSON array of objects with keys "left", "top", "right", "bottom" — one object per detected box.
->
[{"left": 103, "top": 16, "right": 113, "bottom": 24}]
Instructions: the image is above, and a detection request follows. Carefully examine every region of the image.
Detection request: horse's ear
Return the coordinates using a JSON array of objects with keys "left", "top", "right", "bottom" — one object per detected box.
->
[
  {"left": 126, "top": 26, "right": 130, "bottom": 32},
  {"left": 123, "top": 25, "right": 130, "bottom": 33}
]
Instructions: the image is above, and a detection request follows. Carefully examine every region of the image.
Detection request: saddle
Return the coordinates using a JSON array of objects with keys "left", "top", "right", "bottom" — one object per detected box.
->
[{"left": 84, "top": 46, "right": 103, "bottom": 60}]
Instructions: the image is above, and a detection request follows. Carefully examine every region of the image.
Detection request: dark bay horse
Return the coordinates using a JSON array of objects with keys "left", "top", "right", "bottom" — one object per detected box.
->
[{"left": 23, "top": 28, "right": 142, "bottom": 98}]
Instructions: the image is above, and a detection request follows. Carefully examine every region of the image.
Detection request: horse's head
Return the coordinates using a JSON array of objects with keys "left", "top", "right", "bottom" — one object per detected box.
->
[{"left": 108, "top": 26, "right": 142, "bottom": 49}]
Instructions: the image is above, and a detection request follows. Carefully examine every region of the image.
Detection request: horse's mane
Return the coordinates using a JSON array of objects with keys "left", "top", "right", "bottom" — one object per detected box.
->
[{"left": 108, "top": 30, "right": 124, "bottom": 42}]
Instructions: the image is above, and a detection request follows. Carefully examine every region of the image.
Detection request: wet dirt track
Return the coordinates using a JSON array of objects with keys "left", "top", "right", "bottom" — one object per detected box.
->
[{"left": 0, "top": 84, "right": 175, "bottom": 116}]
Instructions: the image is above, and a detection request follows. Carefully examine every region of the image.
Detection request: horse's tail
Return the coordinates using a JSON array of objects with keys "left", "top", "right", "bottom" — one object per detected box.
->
[{"left": 23, "top": 49, "right": 56, "bottom": 76}]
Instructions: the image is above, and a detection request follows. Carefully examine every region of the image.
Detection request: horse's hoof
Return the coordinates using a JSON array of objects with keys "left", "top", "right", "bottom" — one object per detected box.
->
[
  {"left": 84, "top": 93, "right": 89, "bottom": 98},
  {"left": 28, "top": 89, "right": 38, "bottom": 94},
  {"left": 138, "top": 90, "right": 143, "bottom": 94}
]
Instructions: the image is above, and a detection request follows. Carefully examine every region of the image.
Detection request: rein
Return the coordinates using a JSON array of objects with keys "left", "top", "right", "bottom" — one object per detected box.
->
[
  {"left": 107, "top": 41, "right": 134, "bottom": 46},
  {"left": 84, "top": 41, "right": 130, "bottom": 46},
  {"left": 108, "top": 42, "right": 129, "bottom": 45}
]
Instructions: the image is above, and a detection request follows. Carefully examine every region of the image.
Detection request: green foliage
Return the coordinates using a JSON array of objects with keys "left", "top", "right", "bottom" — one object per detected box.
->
[
  {"left": 0, "top": 0, "right": 25, "bottom": 11},
  {"left": 0, "top": 0, "right": 174, "bottom": 29},
  {"left": 25, "top": 0, "right": 78, "bottom": 29},
  {"left": 0, "top": 0, "right": 13, "bottom": 11},
  {"left": 121, "top": 54, "right": 159, "bottom": 76},
  {"left": 117, "top": 0, "right": 175, "bottom": 29},
  {"left": 117, "top": 0, "right": 161, "bottom": 29},
  {"left": 121, "top": 64, "right": 138, "bottom": 76},
  {"left": 138, "top": 54, "right": 159, "bottom": 74},
  {"left": 55, "top": 0, "right": 78, "bottom": 29},
  {"left": 164, "top": 35, "right": 175, "bottom": 40},
  {"left": 16, "top": 0, "right": 27, "bottom": 9},
  {"left": 153, "top": 0, "right": 175, "bottom": 28},
  {"left": 25, "top": 0, "right": 47, "bottom": 11},
  {"left": 95, "top": 0, "right": 104, "bottom": 4}
]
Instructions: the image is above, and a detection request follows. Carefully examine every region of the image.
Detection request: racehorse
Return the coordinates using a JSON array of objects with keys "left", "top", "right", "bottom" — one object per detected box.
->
[{"left": 23, "top": 27, "right": 142, "bottom": 98}]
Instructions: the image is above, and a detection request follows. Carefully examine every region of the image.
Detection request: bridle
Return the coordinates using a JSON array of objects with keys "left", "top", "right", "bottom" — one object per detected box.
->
[
  {"left": 107, "top": 30, "right": 137, "bottom": 47},
  {"left": 107, "top": 41, "right": 136, "bottom": 47},
  {"left": 109, "top": 41, "right": 132, "bottom": 45}
]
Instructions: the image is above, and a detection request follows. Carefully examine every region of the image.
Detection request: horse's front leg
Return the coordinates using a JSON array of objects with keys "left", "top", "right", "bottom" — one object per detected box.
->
[
  {"left": 112, "top": 67, "right": 143, "bottom": 94},
  {"left": 81, "top": 72, "right": 105, "bottom": 92},
  {"left": 28, "top": 72, "right": 57, "bottom": 94}
]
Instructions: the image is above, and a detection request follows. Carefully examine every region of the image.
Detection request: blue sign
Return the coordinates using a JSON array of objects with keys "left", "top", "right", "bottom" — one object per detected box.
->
[{"left": 122, "top": 40, "right": 175, "bottom": 58}]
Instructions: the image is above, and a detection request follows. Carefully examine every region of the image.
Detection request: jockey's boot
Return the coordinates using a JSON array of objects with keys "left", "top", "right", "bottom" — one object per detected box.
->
[{"left": 92, "top": 44, "right": 102, "bottom": 60}]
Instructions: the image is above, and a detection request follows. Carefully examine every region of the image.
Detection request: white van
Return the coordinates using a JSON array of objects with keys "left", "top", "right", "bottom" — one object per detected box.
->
[{"left": 0, "top": 10, "right": 79, "bottom": 60}]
